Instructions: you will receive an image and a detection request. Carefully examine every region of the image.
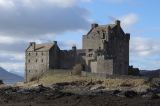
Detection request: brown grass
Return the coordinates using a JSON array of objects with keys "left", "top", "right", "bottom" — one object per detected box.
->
[{"left": 22, "top": 70, "right": 150, "bottom": 89}]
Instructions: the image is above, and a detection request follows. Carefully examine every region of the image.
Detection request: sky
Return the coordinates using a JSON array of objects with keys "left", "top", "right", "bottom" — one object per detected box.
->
[{"left": 0, "top": 0, "right": 160, "bottom": 76}]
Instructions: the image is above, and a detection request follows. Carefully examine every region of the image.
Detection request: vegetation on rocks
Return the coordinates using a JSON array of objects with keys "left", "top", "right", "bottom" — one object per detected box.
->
[{"left": 24, "top": 70, "right": 150, "bottom": 91}]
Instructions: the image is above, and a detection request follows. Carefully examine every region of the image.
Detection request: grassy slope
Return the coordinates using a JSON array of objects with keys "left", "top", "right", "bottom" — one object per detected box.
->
[{"left": 25, "top": 70, "right": 150, "bottom": 90}]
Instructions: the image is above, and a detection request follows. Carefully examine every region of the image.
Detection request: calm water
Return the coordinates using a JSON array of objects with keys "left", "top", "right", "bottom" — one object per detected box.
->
[{"left": 3, "top": 78, "right": 24, "bottom": 85}]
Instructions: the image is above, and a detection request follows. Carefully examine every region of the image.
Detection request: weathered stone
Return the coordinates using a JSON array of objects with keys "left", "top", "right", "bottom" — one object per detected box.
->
[
  {"left": 25, "top": 20, "right": 130, "bottom": 82},
  {"left": 90, "top": 85, "right": 105, "bottom": 91}
]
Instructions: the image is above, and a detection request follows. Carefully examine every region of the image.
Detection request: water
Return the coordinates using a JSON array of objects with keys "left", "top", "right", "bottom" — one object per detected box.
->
[{"left": 3, "top": 78, "right": 24, "bottom": 85}]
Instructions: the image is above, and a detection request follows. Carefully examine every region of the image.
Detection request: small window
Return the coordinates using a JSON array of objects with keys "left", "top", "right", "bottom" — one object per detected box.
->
[
  {"left": 28, "top": 59, "right": 30, "bottom": 63},
  {"left": 36, "top": 59, "right": 38, "bottom": 62},
  {"left": 42, "top": 52, "right": 43, "bottom": 56},
  {"left": 103, "top": 33, "right": 105, "bottom": 39},
  {"left": 89, "top": 54, "right": 92, "bottom": 57},
  {"left": 28, "top": 53, "right": 30, "bottom": 56},
  {"left": 41, "top": 59, "right": 43, "bottom": 63},
  {"left": 28, "top": 70, "right": 30, "bottom": 72},
  {"left": 36, "top": 52, "right": 38, "bottom": 56}
]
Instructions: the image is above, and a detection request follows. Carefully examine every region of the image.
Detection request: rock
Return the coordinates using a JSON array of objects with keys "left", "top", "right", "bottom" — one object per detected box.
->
[
  {"left": 32, "top": 84, "right": 50, "bottom": 93},
  {"left": 149, "top": 87, "right": 160, "bottom": 94},
  {"left": 112, "top": 90, "right": 121, "bottom": 95},
  {"left": 1, "top": 86, "right": 20, "bottom": 94},
  {"left": 17, "top": 88, "right": 31, "bottom": 94},
  {"left": 116, "top": 91, "right": 126, "bottom": 97},
  {"left": 132, "top": 86, "right": 149, "bottom": 93},
  {"left": 124, "top": 91, "right": 137, "bottom": 98},
  {"left": 51, "top": 84, "right": 64, "bottom": 91},
  {"left": 116, "top": 90, "right": 137, "bottom": 98},
  {"left": 17, "top": 84, "right": 51, "bottom": 94},
  {"left": 142, "top": 92, "right": 159, "bottom": 99},
  {"left": 90, "top": 85, "right": 105, "bottom": 91}
]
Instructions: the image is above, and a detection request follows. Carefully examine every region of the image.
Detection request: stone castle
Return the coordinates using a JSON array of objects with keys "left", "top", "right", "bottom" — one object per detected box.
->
[{"left": 25, "top": 20, "right": 130, "bottom": 82}]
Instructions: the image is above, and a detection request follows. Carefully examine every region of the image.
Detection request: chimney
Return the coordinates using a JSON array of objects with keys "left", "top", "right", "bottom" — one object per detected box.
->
[
  {"left": 115, "top": 20, "right": 121, "bottom": 26},
  {"left": 30, "top": 42, "right": 36, "bottom": 51},
  {"left": 72, "top": 45, "right": 77, "bottom": 51},
  {"left": 91, "top": 23, "right": 98, "bottom": 29},
  {"left": 53, "top": 41, "right": 57, "bottom": 45},
  {"left": 126, "top": 33, "right": 130, "bottom": 40}
]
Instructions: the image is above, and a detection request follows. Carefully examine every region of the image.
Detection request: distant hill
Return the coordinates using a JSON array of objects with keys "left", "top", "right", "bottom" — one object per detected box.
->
[
  {"left": 140, "top": 69, "right": 160, "bottom": 77},
  {"left": 0, "top": 67, "right": 24, "bottom": 84}
]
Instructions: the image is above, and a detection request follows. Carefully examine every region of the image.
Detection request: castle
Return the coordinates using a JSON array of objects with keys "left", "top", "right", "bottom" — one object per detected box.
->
[{"left": 25, "top": 20, "right": 130, "bottom": 82}]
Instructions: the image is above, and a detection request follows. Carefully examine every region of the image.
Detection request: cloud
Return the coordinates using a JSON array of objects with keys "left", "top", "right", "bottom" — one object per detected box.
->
[
  {"left": 0, "top": 0, "right": 15, "bottom": 9},
  {"left": 0, "top": 62, "right": 24, "bottom": 76},
  {"left": 0, "top": 0, "right": 90, "bottom": 38},
  {"left": 120, "top": 13, "right": 139, "bottom": 28},
  {"left": 0, "top": 0, "right": 91, "bottom": 76},
  {"left": 130, "top": 37, "right": 160, "bottom": 70},
  {"left": 130, "top": 37, "right": 160, "bottom": 57}
]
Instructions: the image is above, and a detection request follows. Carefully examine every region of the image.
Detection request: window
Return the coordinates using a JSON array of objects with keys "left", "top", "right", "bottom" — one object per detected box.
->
[
  {"left": 36, "top": 52, "right": 38, "bottom": 56},
  {"left": 89, "top": 54, "right": 92, "bottom": 57},
  {"left": 103, "top": 33, "right": 105, "bottom": 39},
  {"left": 28, "top": 53, "right": 30, "bottom": 56},
  {"left": 28, "top": 59, "right": 30, "bottom": 63},
  {"left": 42, "top": 52, "right": 43, "bottom": 56},
  {"left": 28, "top": 70, "right": 30, "bottom": 72},
  {"left": 41, "top": 59, "right": 43, "bottom": 63},
  {"left": 36, "top": 59, "right": 38, "bottom": 62}
]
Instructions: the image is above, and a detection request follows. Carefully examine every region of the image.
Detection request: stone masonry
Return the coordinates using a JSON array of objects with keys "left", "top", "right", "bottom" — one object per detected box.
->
[
  {"left": 25, "top": 20, "right": 130, "bottom": 82},
  {"left": 83, "top": 20, "right": 130, "bottom": 75}
]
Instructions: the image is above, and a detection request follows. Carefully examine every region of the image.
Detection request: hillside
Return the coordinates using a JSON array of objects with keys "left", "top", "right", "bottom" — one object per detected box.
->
[
  {"left": 25, "top": 70, "right": 150, "bottom": 92},
  {"left": 0, "top": 67, "right": 23, "bottom": 84},
  {"left": 140, "top": 69, "right": 160, "bottom": 77}
]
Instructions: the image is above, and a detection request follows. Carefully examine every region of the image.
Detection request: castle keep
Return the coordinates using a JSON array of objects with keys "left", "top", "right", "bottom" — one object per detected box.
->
[{"left": 25, "top": 20, "right": 130, "bottom": 82}]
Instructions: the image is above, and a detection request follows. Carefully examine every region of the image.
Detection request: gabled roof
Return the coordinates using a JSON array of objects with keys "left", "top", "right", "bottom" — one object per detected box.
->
[{"left": 26, "top": 43, "right": 54, "bottom": 52}]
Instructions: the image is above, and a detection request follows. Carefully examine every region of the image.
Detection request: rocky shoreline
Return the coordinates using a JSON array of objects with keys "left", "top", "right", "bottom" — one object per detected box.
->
[{"left": 0, "top": 80, "right": 160, "bottom": 106}]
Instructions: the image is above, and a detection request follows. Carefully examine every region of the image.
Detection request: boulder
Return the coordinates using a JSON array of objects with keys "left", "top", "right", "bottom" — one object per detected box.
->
[
  {"left": 142, "top": 92, "right": 159, "bottom": 99},
  {"left": 90, "top": 85, "right": 105, "bottom": 91},
  {"left": 0, "top": 80, "right": 4, "bottom": 85},
  {"left": 124, "top": 91, "right": 137, "bottom": 98},
  {"left": 116, "top": 90, "right": 137, "bottom": 98}
]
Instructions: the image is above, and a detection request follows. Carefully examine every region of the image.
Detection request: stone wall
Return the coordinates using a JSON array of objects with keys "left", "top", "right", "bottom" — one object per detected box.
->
[
  {"left": 25, "top": 51, "right": 49, "bottom": 82},
  {"left": 82, "top": 21, "right": 130, "bottom": 75},
  {"left": 83, "top": 36, "right": 103, "bottom": 50},
  {"left": 97, "top": 58, "right": 113, "bottom": 75},
  {"left": 59, "top": 50, "right": 76, "bottom": 69},
  {"left": 49, "top": 45, "right": 60, "bottom": 69}
]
